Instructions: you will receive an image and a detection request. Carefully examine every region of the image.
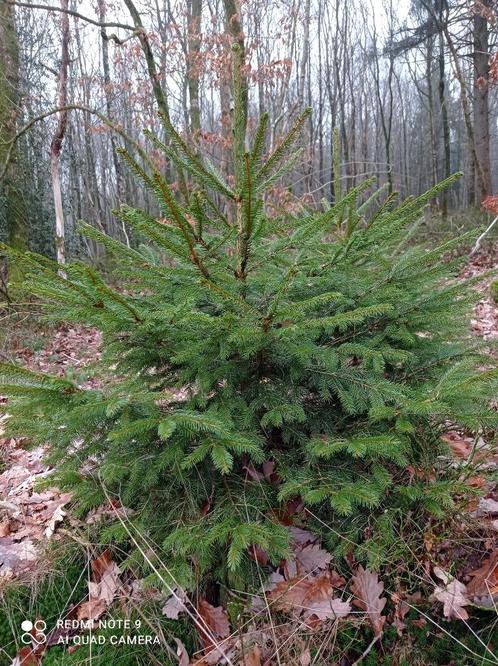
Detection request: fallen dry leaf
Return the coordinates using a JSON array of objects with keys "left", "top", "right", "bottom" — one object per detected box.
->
[
  {"left": 76, "top": 598, "right": 107, "bottom": 623},
  {"left": 85, "top": 500, "right": 133, "bottom": 524},
  {"left": 476, "top": 498, "right": 498, "bottom": 516},
  {"left": 350, "top": 566, "right": 387, "bottom": 636},
  {"left": 305, "top": 596, "right": 352, "bottom": 621},
  {"left": 441, "top": 432, "right": 473, "bottom": 459},
  {"left": 0, "top": 537, "right": 37, "bottom": 577},
  {"left": 162, "top": 587, "right": 188, "bottom": 619},
  {"left": 0, "top": 519, "right": 11, "bottom": 537},
  {"left": 432, "top": 567, "right": 469, "bottom": 620},
  {"left": 299, "top": 647, "right": 312, "bottom": 666},
  {"left": 87, "top": 549, "right": 121, "bottom": 606},
  {"left": 466, "top": 550, "right": 498, "bottom": 601},
  {"left": 248, "top": 544, "right": 269, "bottom": 566},
  {"left": 391, "top": 592, "right": 410, "bottom": 636},
  {"left": 67, "top": 549, "right": 122, "bottom": 629},
  {"left": 197, "top": 598, "right": 230, "bottom": 639},
  {"left": 44, "top": 504, "right": 67, "bottom": 539},
  {"left": 289, "top": 527, "right": 317, "bottom": 546},
  {"left": 269, "top": 572, "right": 351, "bottom": 622},
  {"left": 174, "top": 637, "right": 190, "bottom": 666},
  {"left": 88, "top": 562, "right": 120, "bottom": 605},
  {"left": 295, "top": 543, "right": 332, "bottom": 574},
  {"left": 244, "top": 644, "right": 262, "bottom": 666},
  {"left": 10, "top": 646, "right": 43, "bottom": 666},
  {"left": 196, "top": 598, "right": 232, "bottom": 663}
]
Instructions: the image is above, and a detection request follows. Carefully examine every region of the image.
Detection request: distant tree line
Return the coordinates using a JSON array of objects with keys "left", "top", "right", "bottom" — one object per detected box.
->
[{"left": 0, "top": 0, "right": 497, "bottom": 265}]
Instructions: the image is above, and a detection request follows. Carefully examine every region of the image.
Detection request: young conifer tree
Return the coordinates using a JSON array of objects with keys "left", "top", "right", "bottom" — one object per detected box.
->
[{"left": 1, "top": 47, "right": 496, "bottom": 591}]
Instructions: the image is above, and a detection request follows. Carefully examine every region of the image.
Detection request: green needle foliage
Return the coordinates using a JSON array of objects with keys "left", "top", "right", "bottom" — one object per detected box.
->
[{"left": 1, "top": 47, "right": 497, "bottom": 592}]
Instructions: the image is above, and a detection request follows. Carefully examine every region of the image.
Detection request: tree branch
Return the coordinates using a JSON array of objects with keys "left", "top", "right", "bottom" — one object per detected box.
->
[
  {"left": 122, "top": 0, "right": 171, "bottom": 122},
  {"left": 0, "top": 104, "right": 153, "bottom": 181},
  {"left": 8, "top": 0, "right": 135, "bottom": 30}
]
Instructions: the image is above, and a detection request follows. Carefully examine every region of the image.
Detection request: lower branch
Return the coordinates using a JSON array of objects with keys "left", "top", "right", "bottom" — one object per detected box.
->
[{"left": 0, "top": 104, "right": 152, "bottom": 181}]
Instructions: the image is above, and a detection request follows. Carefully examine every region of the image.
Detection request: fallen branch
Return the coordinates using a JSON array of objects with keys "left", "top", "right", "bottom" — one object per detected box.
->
[
  {"left": 351, "top": 633, "right": 383, "bottom": 665},
  {"left": 470, "top": 215, "right": 498, "bottom": 256}
]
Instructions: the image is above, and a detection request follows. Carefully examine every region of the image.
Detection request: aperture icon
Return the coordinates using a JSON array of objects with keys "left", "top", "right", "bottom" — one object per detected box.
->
[{"left": 21, "top": 619, "right": 47, "bottom": 645}]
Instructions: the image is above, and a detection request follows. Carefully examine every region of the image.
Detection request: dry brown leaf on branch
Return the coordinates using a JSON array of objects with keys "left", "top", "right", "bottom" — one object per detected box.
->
[
  {"left": 350, "top": 566, "right": 387, "bottom": 636},
  {"left": 432, "top": 567, "right": 469, "bottom": 620}
]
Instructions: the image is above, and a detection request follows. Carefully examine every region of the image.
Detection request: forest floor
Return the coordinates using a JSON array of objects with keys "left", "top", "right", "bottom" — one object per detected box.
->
[{"left": 0, "top": 245, "right": 497, "bottom": 664}]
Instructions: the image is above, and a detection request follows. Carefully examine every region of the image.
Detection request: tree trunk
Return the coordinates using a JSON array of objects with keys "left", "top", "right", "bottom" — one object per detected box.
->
[
  {"left": 473, "top": 0, "right": 491, "bottom": 203},
  {"left": 97, "top": 0, "right": 126, "bottom": 206},
  {"left": 123, "top": 0, "right": 171, "bottom": 123},
  {"left": 222, "top": 0, "right": 247, "bottom": 138},
  {"left": 438, "top": 29, "right": 451, "bottom": 217},
  {"left": 50, "top": 0, "right": 70, "bottom": 268},
  {"left": 187, "top": 0, "right": 202, "bottom": 135},
  {"left": 0, "top": 0, "right": 27, "bottom": 255},
  {"left": 441, "top": 21, "right": 485, "bottom": 206}
]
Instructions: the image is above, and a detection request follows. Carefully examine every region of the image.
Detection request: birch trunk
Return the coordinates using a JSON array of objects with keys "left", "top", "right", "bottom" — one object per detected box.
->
[{"left": 50, "top": 0, "right": 70, "bottom": 268}]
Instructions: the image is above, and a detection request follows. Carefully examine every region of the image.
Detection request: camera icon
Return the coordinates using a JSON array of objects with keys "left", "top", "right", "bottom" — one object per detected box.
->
[{"left": 20, "top": 620, "right": 47, "bottom": 645}]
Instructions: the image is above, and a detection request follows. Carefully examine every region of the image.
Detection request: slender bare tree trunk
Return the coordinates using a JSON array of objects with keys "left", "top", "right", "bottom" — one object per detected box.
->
[
  {"left": 123, "top": 0, "right": 171, "bottom": 123},
  {"left": 426, "top": 36, "right": 438, "bottom": 195},
  {"left": 431, "top": 6, "right": 486, "bottom": 205},
  {"left": 438, "top": 28, "right": 451, "bottom": 217},
  {"left": 187, "top": 0, "right": 202, "bottom": 135},
  {"left": 222, "top": 0, "right": 247, "bottom": 131},
  {"left": 220, "top": 0, "right": 247, "bottom": 184},
  {"left": 50, "top": 0, "right": 70, "bottom": 267},
  {"left": 298, "top": 0, "right": 310, "bottom": 107},
  {"left": 97, "top": 0, "right": 125, "bottom": 206},
  {"left": 473, "top": 0, "right": 491, "bottom": 203}
]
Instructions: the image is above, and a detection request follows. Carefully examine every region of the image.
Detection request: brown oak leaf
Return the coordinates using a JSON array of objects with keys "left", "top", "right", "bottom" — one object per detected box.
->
[
  {"left": 296, "top": 543, "right": 332, "bottom": 574},
  {"left": 162, "top": 587, "right": 188, "bottom": 619},
  {"left": 466, "top": 550, "right": 498, "bottom": 601},
  {"left": 269, "top": 572, "right": 351, "bottom": 622},
  {"left": 432, "top": 567, "right": 469, "bottom": 620},
  {"left": 350, "top": 566, "right": 387, "bottom": 636},
  {"left": 197, "top": 598, "right": 230, "bottom": 638}
]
